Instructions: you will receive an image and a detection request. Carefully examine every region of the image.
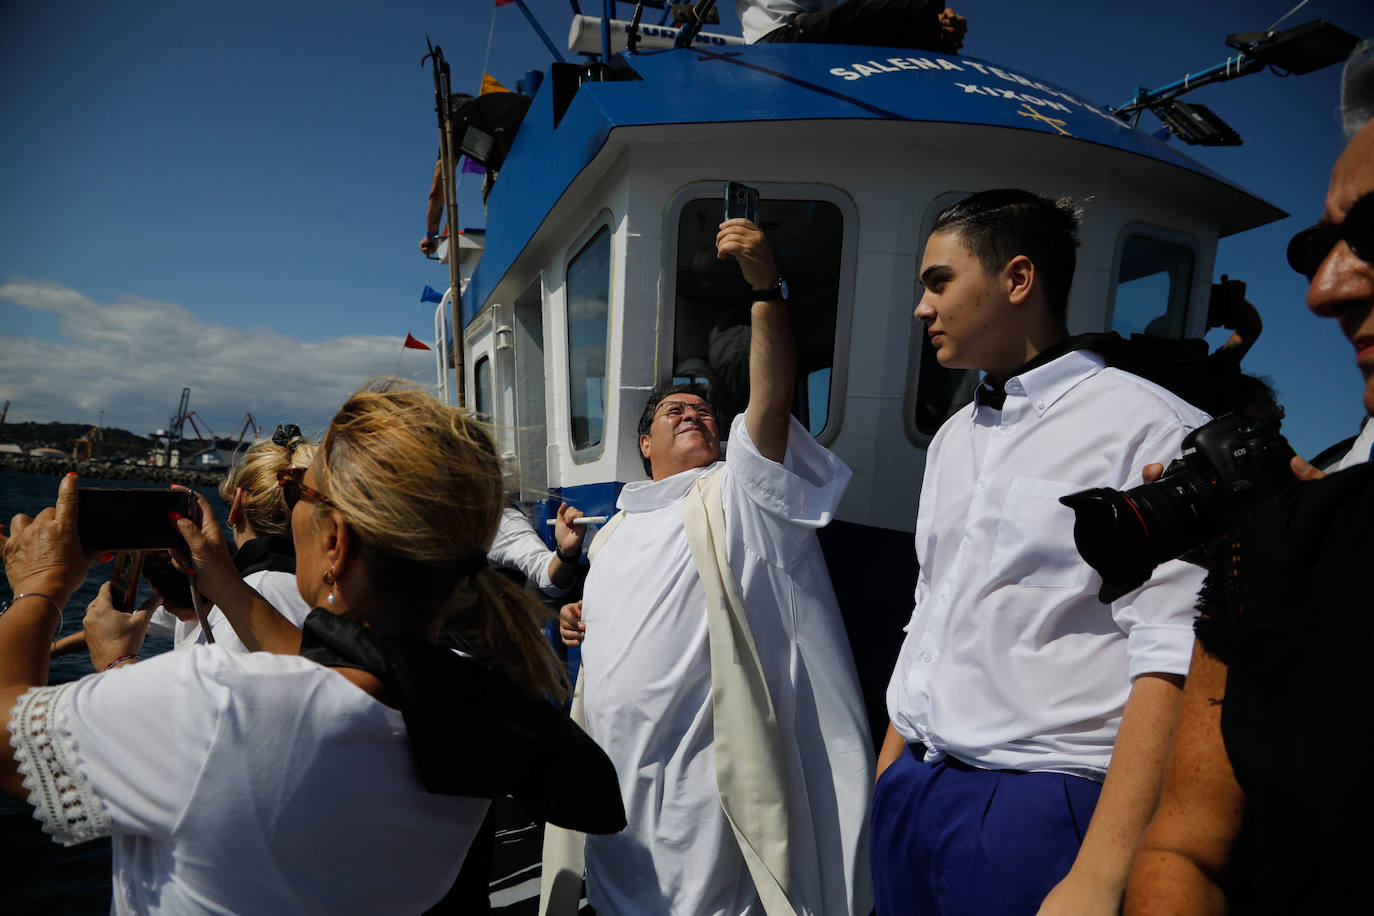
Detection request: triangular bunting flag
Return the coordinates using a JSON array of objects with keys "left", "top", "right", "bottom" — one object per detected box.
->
[
  {"left": 421, "top": 285, "right": 445, "bottom": 303},
  {"left": 404, "top": 333, "right": 432, "bottom": 351},
  {"left": 481, "top": 72, "right": 510, "bottom": 95}
]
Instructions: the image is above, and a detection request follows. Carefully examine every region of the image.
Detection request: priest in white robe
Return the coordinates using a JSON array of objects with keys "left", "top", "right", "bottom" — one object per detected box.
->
[{"left": 548, "top": 217, "right": 874, "bottom": 916}]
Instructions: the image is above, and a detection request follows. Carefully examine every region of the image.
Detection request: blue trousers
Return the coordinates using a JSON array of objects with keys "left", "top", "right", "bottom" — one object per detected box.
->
[{"left": 870, "top": 747, "right": 1103, "bottom": 915}]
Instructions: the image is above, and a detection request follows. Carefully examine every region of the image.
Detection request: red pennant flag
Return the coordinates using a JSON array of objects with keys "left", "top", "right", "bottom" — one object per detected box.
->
[
  {"left": 494, "top": 0, "right": 515, "bottom": 6},
  {"left": 404, "top": 333, "right": 432, "bottom": 351}
]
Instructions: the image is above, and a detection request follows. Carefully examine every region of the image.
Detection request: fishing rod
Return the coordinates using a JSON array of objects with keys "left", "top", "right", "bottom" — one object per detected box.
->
[{"left": 422, "top": 37, "right": 466, "bottom": 405}]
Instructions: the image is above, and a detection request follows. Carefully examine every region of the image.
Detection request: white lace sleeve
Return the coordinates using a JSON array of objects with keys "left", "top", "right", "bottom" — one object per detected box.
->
[{"left": 7, "top": 683, "right": 112, "bottom": 846}]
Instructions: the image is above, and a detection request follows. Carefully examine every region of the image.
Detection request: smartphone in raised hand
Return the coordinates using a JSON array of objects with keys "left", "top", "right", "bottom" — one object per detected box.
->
[{"left": 724, "top": 181, "right": 759, "bottom": 225}]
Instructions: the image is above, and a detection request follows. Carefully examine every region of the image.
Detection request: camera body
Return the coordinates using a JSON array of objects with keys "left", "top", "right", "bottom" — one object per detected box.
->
[{"left": 1059, "top": 412, "right": 1296, "bottom": 602}]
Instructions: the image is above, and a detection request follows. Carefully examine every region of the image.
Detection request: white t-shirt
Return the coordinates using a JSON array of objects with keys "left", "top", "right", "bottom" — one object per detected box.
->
[
  {"left": 887, "top": 350, "right": 1209, "bottom": 777},
  {"left": 580, "top": 414, "right": 873, "bottom": 916},
  {"left": 146, "top": 569, "right": 312, "bottom": 652},
  {"left": 734, "top": 0, "right": 829, "bottom": 42},
  {"left": 8, "top": 647, "right": 488, "bottom": 914}
]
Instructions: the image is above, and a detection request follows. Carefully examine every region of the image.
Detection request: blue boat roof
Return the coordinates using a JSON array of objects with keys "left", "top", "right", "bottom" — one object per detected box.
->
[{"left": 468, "top": 42, "right": 1269, "bottom": 320}]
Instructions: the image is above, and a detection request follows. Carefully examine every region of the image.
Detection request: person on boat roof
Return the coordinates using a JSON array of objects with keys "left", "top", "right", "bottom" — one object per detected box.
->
[
  {"left": 544, "top": 218, "right": 874, "bottom": 915},
  {"left": 742, "top": 0, "right": 966, "bottom": 51},
  {"left": 874, "top": 189, "right": 1210, "bottom": 914}
]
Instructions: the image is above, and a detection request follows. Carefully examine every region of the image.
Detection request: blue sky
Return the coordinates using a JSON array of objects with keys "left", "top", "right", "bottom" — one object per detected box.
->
[{"left": 1, "top": 0, "right": 1371, "bottom": 459}]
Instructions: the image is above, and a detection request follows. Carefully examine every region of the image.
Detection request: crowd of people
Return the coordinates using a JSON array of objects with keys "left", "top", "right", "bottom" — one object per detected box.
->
[{"left": 3, "top": 35, "right": 1372, "bottom": 916}]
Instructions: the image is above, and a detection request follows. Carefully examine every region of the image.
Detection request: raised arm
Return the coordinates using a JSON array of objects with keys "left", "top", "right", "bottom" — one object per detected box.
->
[
  {"left": 715, "top": 218, "right": 794, "bottom": 463},
  {"left": 419, "top": 158, "right": 444, "bottom": 255},
  {"left": 1123, "top": 643, "right": 1244, "bottom": 914},
  {"left": 0, "top": 474, "right": 98, "bottom": 797}
]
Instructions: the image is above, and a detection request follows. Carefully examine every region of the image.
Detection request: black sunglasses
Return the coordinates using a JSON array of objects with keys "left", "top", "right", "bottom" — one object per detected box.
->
[
  {"left": 1286, "top": 191, "right": 1374, "bottom": 279},
  {"left": 277, "top": 466, "right": 330, "bottom": 510}
]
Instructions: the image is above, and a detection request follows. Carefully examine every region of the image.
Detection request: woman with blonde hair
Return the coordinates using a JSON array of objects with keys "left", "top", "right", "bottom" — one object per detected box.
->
[
  {"left": 0, "top": 378, "right": 623, "bottom": 914},
  {"left": 51, "top": 424, "right": 316, "bottom": 658}
]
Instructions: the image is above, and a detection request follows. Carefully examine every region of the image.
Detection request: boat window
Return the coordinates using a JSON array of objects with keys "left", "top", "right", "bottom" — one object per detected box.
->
[
  {"left": 566, "top": 225, "right": 611, "bottom": 454},
  {"left": 1110, "top": 234, "right": 1195, "bottom": 339},
  {"left": 473, "top": 354, "right": 493, "bottom": 421},
  {"left": 673, "top": 198, "right": 842, "bottom": 438}
]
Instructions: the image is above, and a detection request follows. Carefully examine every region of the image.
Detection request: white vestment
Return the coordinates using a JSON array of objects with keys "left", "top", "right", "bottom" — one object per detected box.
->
[{"left": 577, "top": 414, "right": 874, "bottom": 916}]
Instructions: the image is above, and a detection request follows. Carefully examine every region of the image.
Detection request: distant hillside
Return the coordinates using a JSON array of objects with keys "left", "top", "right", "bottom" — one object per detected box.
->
[{"left": 0, "top": 421, "right": 154, "bottom": 457}]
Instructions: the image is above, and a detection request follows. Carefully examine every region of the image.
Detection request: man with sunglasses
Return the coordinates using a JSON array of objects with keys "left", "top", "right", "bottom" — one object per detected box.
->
[
  {"left": 1288, "top": 126, "right": 1374, "bottom": 471},
  {"left": 545, "top": 219, "right": 874, "bottom": 916},
  {"left": 1124, "top": 117, "right": 1374, "bottom": 914}
]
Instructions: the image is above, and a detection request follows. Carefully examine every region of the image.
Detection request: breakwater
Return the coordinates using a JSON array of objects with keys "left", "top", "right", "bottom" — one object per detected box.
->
[{"left": 0, "top": 453, "right": 223, "bottom": 487}]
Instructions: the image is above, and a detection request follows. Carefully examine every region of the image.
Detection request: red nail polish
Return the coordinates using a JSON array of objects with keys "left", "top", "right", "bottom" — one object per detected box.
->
[
  {"left": 67, "top": 472, "right": 77, "bottom": 477},
  {"left": 102, "top": 552, "right": 114, "bottom": 563},
  {"left": 168, "top": 511, "right": 182, "bottom": 521}
]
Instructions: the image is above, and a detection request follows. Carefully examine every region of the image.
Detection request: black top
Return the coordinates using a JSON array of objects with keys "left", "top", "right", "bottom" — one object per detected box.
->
[
  {"left": 231, "top": 534, "right": 296, "bottom": 576},
  {"left": 1193, "top": 460, "right": 1374, "bottom": 911},
  {"left": 299, "top": 609, "right": 625, "bottom": 835}
]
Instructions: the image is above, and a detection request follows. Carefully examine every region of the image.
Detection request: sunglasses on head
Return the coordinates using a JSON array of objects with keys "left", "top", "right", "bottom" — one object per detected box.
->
[
  {"left": 276, "top": 466, "right": 329, "bottom": 510},
  {"left": 1286, "top": 191, "right": 1374, "bottom": 279}
]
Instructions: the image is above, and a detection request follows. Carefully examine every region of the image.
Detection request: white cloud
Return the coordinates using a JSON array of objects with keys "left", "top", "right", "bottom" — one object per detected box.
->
[{"left": 0, "top": 278, "right": 440, "bottom": 439}]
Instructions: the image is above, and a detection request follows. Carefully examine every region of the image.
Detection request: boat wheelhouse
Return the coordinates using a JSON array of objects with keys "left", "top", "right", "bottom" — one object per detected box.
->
[{"left": 437, "top": 40, "right": 1284, "bottom": 734}]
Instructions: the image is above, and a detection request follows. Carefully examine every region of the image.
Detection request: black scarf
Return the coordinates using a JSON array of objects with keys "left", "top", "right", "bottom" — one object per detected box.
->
[
  {"left": 298, "top": 608, "right": 625, "bottom": 835},
  {"left": 232, "top": 535, "right": 296, "bottom": 576}
]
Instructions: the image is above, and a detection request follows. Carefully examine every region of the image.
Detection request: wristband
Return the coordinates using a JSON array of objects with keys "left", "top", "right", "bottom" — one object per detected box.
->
[
  {"left": 555, "top": 545, "right": 581, "bottom": 564},
  {"left": 104, "top": 654, "right": 139, "bottom": 671},
  {"left": 425, "top": 231, "right": 440, "bottom": 240}
]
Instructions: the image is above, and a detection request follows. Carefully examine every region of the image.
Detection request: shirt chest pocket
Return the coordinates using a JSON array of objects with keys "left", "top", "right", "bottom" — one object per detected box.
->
[{"left": 990, "top": 477, "right": 1088, "bottom": 588}]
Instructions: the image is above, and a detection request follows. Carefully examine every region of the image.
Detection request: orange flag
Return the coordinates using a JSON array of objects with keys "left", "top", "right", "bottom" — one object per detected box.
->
[{"left": 481, "top": 72, "right": 510, "bottom": 95}]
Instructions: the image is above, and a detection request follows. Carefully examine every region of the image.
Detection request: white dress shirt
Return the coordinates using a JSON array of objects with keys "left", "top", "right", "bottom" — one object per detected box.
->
[
  {"left": 489, "top": 507, "right": 567, "bottom": 597},
  {"left": 887, "top": 349, "right": 1209, "bottom": 779},
  {"left": 580, "top": 414, "right": 873, "bottom": 916},
  {"left": 146, "top": 569, "right": 312, "bottom": 652}
]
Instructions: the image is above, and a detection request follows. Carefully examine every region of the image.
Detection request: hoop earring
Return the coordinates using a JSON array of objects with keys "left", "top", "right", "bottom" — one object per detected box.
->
[{"left": 323, "top": 568, "right": 336, "bottom": 606}]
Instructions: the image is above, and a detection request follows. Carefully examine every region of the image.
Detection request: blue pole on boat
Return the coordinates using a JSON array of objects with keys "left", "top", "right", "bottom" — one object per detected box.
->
[
  {"left": 1110, "top": 52, "right": 1262, "bottom": 118},
  {"left": 602, "top": 0, "right": 614, "bottom": 60},
  {"left": 511, "top": 0, "right": 568, "bottom": 64}
]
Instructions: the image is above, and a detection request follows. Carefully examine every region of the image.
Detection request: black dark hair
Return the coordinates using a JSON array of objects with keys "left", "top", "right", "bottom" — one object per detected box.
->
[
  {"left": 636, "top": 382, "right": 714, "bottom": 477},
  {"left": 931, "top": 189, "right": 1080, "bottom": 324}
]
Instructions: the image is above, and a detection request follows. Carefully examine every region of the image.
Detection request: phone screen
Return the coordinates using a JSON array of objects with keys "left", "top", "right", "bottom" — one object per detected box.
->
[{"left": 77, "top": 489, "right": 197, "bottom": 552}]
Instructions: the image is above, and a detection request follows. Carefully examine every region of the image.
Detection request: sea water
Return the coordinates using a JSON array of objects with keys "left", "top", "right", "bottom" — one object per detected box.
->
[{"left": 0, "top": 470, "right": 227, "bottom": 914}]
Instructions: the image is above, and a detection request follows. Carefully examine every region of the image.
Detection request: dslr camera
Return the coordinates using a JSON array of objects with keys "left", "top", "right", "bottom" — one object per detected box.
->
[{"left": 1059, "top": 412, "right": 1296, "bottom": 602}]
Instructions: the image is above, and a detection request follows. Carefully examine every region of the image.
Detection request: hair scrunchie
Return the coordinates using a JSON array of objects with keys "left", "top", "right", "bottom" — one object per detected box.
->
[{"left": 272, "top": 423, "right": 303, "bottom": 450}]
